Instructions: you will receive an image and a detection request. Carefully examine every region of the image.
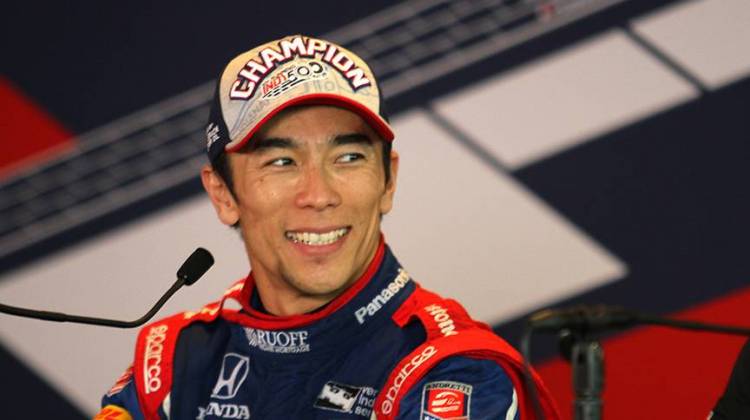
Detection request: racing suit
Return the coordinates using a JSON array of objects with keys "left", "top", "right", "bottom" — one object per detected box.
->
[{"left": 96, "top": 240, "right": 559, "bottom": 419}]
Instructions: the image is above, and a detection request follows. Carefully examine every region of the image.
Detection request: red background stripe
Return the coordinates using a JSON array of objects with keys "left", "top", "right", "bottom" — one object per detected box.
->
[{"left": 536, "top": 287, "right": 750, "bottom": 419}]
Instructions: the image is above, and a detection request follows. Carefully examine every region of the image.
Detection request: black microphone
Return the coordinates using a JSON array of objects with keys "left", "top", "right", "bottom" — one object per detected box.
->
[
  {"left": 528, "top": 304, "right": 750, "bottom": 336},
  {"left": 527, "top": 304, "right": 637, "bottom": 334},
  {"left": 0, "top": 247, "right": 214, "bottom": 328}
]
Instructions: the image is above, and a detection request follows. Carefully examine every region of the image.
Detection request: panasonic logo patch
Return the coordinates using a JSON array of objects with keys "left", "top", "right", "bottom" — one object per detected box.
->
[{"left": 355, "top": 269, "right": 410, "bottom": 324}]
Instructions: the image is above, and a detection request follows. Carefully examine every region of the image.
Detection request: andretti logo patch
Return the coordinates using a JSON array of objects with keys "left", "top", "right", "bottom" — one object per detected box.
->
[{"left": 420, "top": 381, "right": 472, "bottom": 420}]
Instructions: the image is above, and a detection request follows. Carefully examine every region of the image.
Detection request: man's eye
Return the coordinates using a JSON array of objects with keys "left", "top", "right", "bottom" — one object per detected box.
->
[
  {"left": 337, "top": 153, "right": 364, "bottom": 163},
  {"left": 267, "top": 157, "right": 294, "bottom": 167}
]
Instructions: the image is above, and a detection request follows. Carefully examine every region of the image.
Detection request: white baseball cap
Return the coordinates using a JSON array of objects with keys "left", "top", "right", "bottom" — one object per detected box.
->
[{"left": 205, "top": 34, "right": 394, "bottom": 161}]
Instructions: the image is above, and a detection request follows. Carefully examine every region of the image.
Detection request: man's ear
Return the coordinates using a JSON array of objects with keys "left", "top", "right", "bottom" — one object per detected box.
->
[
  {"left": 380, "top": 149, "right": 399, "bottom": 215},
  {"left": 201, "top": 164, "right": 240, "bottom": 226}
]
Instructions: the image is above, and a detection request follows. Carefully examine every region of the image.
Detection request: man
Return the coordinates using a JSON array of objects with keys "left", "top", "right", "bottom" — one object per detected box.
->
[{"left": 95, "top": 35, "right": 560, "bottom": 420}]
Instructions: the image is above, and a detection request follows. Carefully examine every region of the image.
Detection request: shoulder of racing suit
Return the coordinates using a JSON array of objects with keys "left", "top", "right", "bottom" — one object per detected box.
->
[
  {"left": 132, "top": 295, "right": 240, "bottom": 420},
  {"left": 374, "top": 284, "right": 561, "bottom": 420},
  {"left": 96, "top": 279, "right": 245, "bottom": 420}
]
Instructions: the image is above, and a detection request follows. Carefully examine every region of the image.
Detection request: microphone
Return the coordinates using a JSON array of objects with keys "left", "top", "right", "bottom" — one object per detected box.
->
[
  {"left": 177, "top": 248, "right": 214, "bottom": 286},
  {"left": 0, "top": 247, "right": 214, "bottom": 328},
  {"left": 528, "top": 304, "right": 750, "bottom": 336},
  {"left": 528, "top": 304, "right": 637, "bottom": 333}
]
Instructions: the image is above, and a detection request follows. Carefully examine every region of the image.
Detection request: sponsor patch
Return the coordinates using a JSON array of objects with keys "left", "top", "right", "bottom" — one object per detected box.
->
[
  {"left": 106, "top": 364, "right": 133, "bottom": 397},
  {"left": 196, "top": 402, "right": 251, "bottom": 420},
  {"left": 381, "top": 345, "right": 438, "bottom": 415},
  {"left": 196, "top": 353, "right": 252, "bottom": 419},
  {"left": 355, "top": 268, "right": 411, "bottom": 324},
  {"left": 211, "top": 353, "right": 250, "bottom": 399},
  {"left": 420, "top": 381, "right": 472, "bottom": 420},
  {"left": 144, "top": 324, "right": 168, "bottom": 394},
  {"left": 205, "top": 123, "right": 220, "bottom": 151},
  {"left": 423, "top": 304, "right": 458, "bottom": 337},
  {"left": 93, "top": 405, "right": 133, "bottom": 420},
  {"left": 244, "top": 327, "right": 310, "bottom": 353},
  {"left": 314, "top": 381, "right": 378, "bottom": 417}
]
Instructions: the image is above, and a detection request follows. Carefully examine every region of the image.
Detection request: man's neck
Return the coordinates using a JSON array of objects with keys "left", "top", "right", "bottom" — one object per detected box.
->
[{"left": 253, "top": 280, "right": 338, "bottom": 316}]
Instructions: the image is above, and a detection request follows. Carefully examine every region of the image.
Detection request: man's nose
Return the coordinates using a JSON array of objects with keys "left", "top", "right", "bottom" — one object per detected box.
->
[{"left": 294, "top": 165, "right": 342, "bottom": 210}]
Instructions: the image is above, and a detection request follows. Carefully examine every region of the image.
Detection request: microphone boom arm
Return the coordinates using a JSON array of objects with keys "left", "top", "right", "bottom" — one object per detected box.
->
[
  {"left": 0, "top": 247, "right": 214, "bottom": 328},
  {"left": 0, "top": 277, "right": 187, "bottom": 328}
]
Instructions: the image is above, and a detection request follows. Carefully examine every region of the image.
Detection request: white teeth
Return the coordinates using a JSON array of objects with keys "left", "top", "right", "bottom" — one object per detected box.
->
[{"left": 286, "top": 228, "right": 348, "bottom": 246}]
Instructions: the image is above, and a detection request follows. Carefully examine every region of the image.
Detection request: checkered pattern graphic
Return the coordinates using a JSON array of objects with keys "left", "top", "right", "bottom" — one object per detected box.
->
[{"left": 0, "top": 0, "right": 624, "bottom": 260}]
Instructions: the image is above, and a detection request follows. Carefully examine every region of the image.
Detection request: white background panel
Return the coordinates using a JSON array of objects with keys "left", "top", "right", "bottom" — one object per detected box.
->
[
  {"left": 633, "top": 0, "right": 750, "bottom": 89},
  {"left": 433, "top": 29, "right": 698, "bottom": 169},
  {"left": 0, "top": 197, "right": 249, "bottom": 414},
  {"left": 383, "top": 110, "right": 625, "bottom": 325}
]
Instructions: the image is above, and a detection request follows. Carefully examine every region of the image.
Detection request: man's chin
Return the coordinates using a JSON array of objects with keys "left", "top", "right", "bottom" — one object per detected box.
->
[{"left": 282, "top": 269, "right": 350, "bottom": 296}]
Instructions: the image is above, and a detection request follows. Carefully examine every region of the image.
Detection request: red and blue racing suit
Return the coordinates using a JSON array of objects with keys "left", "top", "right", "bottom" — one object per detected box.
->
[{"left": 96, "top": 240, "right": 559, "bottom": 419}]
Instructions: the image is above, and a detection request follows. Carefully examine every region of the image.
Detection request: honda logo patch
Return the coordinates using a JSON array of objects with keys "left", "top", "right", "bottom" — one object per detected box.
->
[{"left": 211, "top": 353, "right": 250, "bottom": 400}]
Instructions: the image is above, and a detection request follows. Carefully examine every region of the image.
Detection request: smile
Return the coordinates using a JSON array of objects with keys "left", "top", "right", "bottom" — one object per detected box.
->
[{"left": 285, "top": 227, "right": 350, "bottom": 246}]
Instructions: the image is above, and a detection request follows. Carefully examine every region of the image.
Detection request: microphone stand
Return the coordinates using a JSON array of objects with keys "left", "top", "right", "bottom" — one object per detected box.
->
[
  {"left": 564, "top": 330, "right": 604, "bottom": 420},
  {"left": 522, "top": 305, "right": 750, "bottom": 420}
]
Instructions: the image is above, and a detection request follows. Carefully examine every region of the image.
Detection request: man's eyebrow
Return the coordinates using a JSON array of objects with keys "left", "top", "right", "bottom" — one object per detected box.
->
[
  {"left": 332, "top": 133, "right": 374, "bottom": 147},
  {"left": 249, "top": 137, "right": 297, "bottom": 152}
]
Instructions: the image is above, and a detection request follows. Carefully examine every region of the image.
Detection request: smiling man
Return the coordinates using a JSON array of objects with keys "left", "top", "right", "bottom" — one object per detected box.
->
[{"left": 95, "top": 35, "right": 559, "bottom": 420}]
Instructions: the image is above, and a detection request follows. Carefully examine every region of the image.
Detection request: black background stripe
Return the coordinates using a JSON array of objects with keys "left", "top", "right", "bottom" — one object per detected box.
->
[{"left": 498, "top": 76, "right": 750, "bottom": 360}]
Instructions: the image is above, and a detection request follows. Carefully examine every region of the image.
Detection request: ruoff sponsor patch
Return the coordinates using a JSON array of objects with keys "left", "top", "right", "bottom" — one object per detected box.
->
[
  {"left": 420, "top": 381, "right": 472, "bottom": 420},
  {"left": 314, "top": 381, "right": 377, "bottom": 417},
  {"left": 244, "top": 327, "right": 310, "bottom": 353}
]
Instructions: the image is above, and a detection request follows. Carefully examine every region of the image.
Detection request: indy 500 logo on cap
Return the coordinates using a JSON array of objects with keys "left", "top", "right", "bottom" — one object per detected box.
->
[
  {"left": 259, "top": 60, "right": 328, "bottom": 100},
  {"left": 229, "top": 35, "right": 372, "bottom": 101}
]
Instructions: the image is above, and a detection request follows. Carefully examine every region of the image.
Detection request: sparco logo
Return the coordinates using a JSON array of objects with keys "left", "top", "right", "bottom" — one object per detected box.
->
[
  {"left": 211, "top": 353, "right": 250, "bottom": 399},
  {"left": 244, "top": 328, "right": 310, "bottom": 353},
  {"left": 355, "top": 269, "right": 410, "bottom": 324},
  {"left": 144, "top": 325, "right": 168, "bottom": 394},
  {"left": 380, "top": 345, "right": 437, "bottom": 415}
]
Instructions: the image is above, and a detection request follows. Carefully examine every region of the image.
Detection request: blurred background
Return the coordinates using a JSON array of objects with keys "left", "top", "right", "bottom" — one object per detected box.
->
[{"left": 1, "top": 0, "right": 749, "bottom": 418}]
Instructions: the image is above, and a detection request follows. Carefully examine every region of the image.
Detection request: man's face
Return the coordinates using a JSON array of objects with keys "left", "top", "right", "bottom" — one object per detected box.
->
[{"left": 206, "top": 105, "right": 398, "bottom": 311}]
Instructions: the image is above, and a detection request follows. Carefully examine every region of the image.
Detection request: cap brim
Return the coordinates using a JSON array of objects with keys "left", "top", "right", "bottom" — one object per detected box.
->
[{"left": 225, "top": 93, "right": 395, "bottom": 153}]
